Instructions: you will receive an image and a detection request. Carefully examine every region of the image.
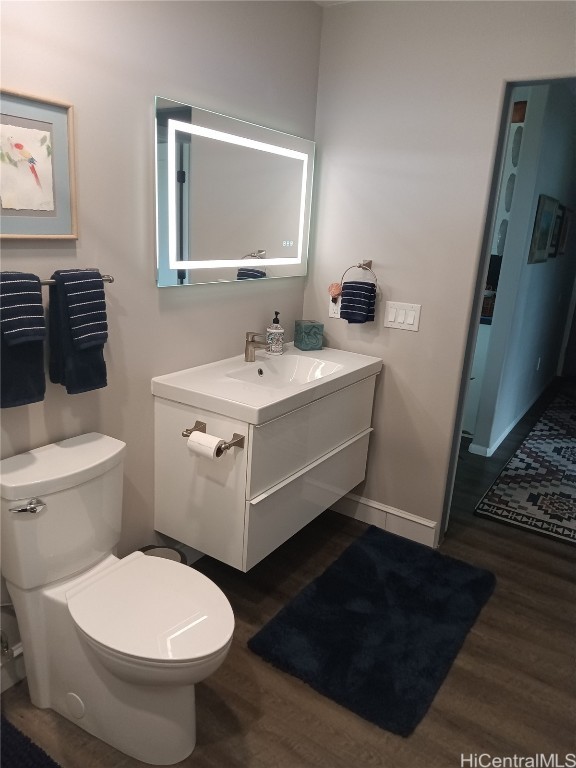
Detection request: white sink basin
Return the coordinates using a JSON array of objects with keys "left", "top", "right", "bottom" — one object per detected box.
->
[
  {"left": 226, "top": 354, "right": 343, "bottom": 388},
  {"left": 152, "top": 344, "right": 382, "bottom": 424}
]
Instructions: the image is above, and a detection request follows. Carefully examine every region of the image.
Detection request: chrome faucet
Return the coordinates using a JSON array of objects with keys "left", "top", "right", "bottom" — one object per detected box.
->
[{"left": 245, "top": 331, "right": 268, "bottom": 362}]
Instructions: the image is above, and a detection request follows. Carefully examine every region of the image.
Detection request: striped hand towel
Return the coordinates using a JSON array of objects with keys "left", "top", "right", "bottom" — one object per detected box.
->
[
  {"left": 48, "top": 270, "right": 107, "bottom": 394},
  {"left": 0, "top": 272, "right": 46, "bottom": 408},
  {"left": 339, "top": 281, "right": 376, "bottom": 323},
  {"left": 0, "top": 271, "right": 46, "bottom": 344},
  {"left": 236, "top": 268, "right": 266, "bottom": 280},
  {"left": 56, "top": 269, "right": 108, "bottom": 349}
]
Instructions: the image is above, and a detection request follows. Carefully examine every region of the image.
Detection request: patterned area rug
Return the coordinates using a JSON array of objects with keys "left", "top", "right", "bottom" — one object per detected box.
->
[{"left": 475, "top": 389, "right": 576, "bottom": 543}]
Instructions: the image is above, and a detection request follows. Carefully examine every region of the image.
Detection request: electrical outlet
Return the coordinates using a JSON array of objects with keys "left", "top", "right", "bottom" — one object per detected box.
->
[{"left": 329, "top": 296, "right": 341, "bottom": 318}]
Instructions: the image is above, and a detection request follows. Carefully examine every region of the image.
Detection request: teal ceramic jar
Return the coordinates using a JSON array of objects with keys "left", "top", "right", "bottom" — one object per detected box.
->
[{"left": 294, "top": 320, "right": 324, "bottom": 351}]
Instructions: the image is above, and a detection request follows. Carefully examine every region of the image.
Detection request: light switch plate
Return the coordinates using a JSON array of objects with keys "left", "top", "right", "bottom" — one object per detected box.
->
[{"left": 384, "top": 301, "right": 421, "bottom": 331}]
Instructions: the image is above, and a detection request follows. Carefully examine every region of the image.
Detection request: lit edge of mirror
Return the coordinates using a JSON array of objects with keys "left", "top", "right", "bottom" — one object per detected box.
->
[
  {"left": 167, "top": 119, "right": 309, "bottom": 270},
  {"left": 154, "top": 97, "right": 315, "bottom": 287}
]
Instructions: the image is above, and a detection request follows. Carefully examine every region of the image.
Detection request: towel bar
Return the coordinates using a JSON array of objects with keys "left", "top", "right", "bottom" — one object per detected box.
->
[{"left": 40, "top": 274, "right": 114, "bottom": 286}]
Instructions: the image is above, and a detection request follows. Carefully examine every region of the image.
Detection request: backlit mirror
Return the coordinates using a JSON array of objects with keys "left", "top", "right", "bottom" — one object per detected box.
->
[{"left": 155, "top": 97, "right": 315, "bottom": 287}]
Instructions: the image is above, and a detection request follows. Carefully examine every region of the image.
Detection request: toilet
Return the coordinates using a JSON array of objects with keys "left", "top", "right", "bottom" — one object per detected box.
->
[{"left": 0, "top": 432, "right": 234, "bottom": 765}]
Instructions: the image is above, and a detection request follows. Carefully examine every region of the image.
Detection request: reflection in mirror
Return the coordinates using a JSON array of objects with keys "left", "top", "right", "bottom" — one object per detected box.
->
[{"left": 155, "top": 97, "right": 315, "bottom": 287}]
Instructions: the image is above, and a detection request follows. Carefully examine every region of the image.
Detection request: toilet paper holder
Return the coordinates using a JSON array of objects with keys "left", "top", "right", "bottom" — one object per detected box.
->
[{"left": 181, "top": 421, "right": 245, "bottom": 455}]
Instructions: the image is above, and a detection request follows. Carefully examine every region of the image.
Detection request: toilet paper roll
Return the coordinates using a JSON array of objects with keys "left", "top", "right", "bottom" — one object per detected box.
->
[{"left": 186, "top": 432, "right": 227, "bottom": 459}]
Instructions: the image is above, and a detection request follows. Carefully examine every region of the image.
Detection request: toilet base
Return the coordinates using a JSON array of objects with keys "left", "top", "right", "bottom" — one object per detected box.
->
[
  {"left": 51, "top": 680, "right": 196, "bottom": 765},
  {"left": 7, "top": 563, "right": 198, "bottom": 766}
]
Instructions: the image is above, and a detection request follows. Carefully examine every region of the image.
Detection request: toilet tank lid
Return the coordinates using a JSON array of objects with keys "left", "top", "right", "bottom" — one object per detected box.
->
[{"left": 0, "top": 433, "right": 126, "bottom": 500}]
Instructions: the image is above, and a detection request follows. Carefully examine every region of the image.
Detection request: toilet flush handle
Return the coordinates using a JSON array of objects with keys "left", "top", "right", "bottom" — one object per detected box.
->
[{"left": 9, "top": 497, "right": 46, "bottom": 514}]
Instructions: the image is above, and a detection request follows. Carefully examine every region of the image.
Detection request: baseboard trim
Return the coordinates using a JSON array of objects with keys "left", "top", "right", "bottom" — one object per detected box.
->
[
  {"left": 469, "top": 413, "right": 526, "bottom": 457},
  {"left": 468, "top": 381, "right": 555, "bottom": 457},
  {"left": 331, "top": 493, "right": 439, "bottom": 547}
]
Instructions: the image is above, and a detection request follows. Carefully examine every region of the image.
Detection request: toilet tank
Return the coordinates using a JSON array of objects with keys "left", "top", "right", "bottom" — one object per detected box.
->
[{"left": 0, "top": 433, "right": 126, "bottom": 590}]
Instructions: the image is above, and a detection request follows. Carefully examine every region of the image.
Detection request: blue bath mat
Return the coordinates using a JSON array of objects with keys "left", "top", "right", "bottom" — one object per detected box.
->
[
  {"left": 248, "top": 527, "right": 496, "bottom": 736},
  {"left": 1, "top": 716, "right": 61, "bottom": 768}
]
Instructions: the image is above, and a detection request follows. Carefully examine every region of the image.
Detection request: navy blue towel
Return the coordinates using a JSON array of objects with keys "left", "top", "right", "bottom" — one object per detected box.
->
[
  {"left": 339, "top": 281, "right": 376, "bottom": 323},
  {"left": 48, "top": 269, "right": 108, "bottom": 394},
  {"left": 0, "top": 272, "right": 46, "bottom": 408},
  {"left": 236, "top": 268, "right": 266, "bottom": 280},
  {"left": 58, "top": 269, "right": 108, "bottom": 348}
]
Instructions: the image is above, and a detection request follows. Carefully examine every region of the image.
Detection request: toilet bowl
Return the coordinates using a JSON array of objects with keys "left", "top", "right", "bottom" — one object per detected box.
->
[{"left": 0, "top": 433, "right": 235, "bottom": 765}]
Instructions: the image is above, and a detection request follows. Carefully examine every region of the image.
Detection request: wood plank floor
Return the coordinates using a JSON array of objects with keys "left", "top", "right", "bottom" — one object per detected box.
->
[{"left": 3, "top": 384, "right": 575, "bottom": 767}]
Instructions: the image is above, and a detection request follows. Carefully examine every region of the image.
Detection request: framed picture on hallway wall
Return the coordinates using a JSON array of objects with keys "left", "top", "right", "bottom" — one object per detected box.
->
[
  {"left": 527, "top": 194, "right": 558, "bottom": 263},
  {"left": 0, "top": 90, "right": 78, "bottom": 239},
  {"left": 548, "top": 205, "right": 565, "bottom": 258},
  {"left": 557, "top": 207, "right": 574, "bottom": 257}
]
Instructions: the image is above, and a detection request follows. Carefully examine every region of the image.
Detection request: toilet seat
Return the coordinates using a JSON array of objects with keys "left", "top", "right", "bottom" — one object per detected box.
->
[{"left": 67, "top": 552, "right": 234, "bottom": 663}]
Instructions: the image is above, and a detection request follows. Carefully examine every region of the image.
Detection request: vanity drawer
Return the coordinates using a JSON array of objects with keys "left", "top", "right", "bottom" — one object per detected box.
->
[
  {"left": 247, "top": 376, "right": 376, "bottom": 499},
  {"left": 243, "top": 430, "right": 371, "bottom": 571}
]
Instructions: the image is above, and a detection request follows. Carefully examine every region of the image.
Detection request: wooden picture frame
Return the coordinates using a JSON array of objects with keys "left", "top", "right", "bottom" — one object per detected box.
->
[
  {"left": 557, "top": 207, "right": 574, "bottom": 257},
  {"left": 0, "top": 89, "right": 77, "bottom": 239},
  {"left": 528, "top": 194, "right": 558, "bottom": 264},
  {"left": 548, "top": 205, "right": 564, "bottom": 258}
]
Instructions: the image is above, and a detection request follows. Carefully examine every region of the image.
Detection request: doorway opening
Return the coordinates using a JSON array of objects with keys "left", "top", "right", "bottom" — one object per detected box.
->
[{"left": 442, "top": 76, "right": 576, "bottom": 535}]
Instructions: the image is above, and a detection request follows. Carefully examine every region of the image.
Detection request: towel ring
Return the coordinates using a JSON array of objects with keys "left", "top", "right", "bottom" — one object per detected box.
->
[
  {"left": 340, "top": 260, "right": 378, "bottom": 285},
  {"left": 242, "top": 250, "right": 266, "bottom": 259}
]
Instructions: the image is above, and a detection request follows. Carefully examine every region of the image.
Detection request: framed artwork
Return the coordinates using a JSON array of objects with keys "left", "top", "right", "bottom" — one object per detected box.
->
[
  {"left": 557, "top": 208, "right": 574, "bottom": 257},
  {"left": 548, "top": 205, "right": 564, "bottom": 258},
  {"left": 0, "top": 90, "right": 77, "bottom": 239},
  {"left": 528, "top": 194, "right": 558, "bottom": 264}
]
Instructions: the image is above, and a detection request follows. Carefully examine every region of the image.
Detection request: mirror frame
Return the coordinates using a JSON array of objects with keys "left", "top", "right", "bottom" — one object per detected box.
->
[{"left": 155, "top": 97, "right": 315, "bottom": 287}]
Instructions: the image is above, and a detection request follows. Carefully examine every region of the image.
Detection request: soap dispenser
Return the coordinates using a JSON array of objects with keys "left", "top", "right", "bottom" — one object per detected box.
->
[{"left": 266, "top": 311, "right": 284, "bottom": 355}]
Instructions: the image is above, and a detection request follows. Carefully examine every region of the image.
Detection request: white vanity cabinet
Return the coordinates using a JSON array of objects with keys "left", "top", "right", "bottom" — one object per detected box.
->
[{"left": 153, "top": 375, "right": 377, "bottom": 571}]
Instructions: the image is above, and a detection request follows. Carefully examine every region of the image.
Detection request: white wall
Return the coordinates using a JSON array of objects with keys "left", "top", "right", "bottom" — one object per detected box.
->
[
  {"left": 0, "top": 1, "right": 322, "bottom": 553},
  {"left": 2, "top": 1, "right": 575, "bottom": 550},
  {"left": 305, "top": 2, "right": 576, "bottom": 527}
]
